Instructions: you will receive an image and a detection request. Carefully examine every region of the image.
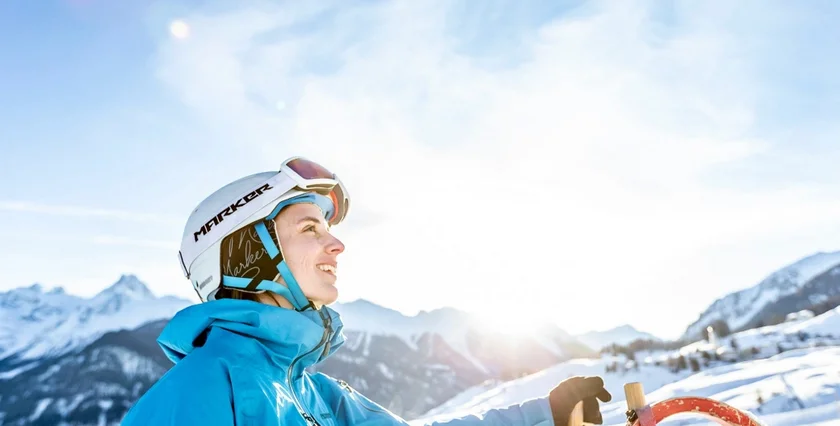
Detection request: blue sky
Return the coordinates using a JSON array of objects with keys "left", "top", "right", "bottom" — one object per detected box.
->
[{"left": 2, "top": 0, "right": 840, "bottom": 339}]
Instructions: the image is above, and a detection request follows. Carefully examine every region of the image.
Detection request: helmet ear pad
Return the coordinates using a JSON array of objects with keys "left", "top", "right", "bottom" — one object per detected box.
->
[{"left": 219, "top": 219, "right": 283, "bottom": 291}]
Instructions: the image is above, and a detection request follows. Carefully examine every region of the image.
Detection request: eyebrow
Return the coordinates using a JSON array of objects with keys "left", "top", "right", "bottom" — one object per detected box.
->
[{"left": 297, "top": 216, "right": 324, "bottom": 226}]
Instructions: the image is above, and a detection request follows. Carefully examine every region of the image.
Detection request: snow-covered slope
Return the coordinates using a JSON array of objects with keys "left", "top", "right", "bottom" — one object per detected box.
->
[
  {"left": 696, "top": 305, "right": 840, "bottom": 358},
  {"left": 416, "top": 346, "right": 840, "bottom": 426},
  {"left": 785, "top": 305, "right": 840, "bottom": 337},
  {"left": 418, "top": 357, "right": 690, "bottom": 421},
  {"left": 576, "top": 324, "right": 661, "bottom": 351},
  {"left": 624, "top": 347, "right": 840, "bottom": 426},
  {"left": 0, "top": 275, "right": 191, "bottom": 361},
  {"left": 683, "top": 251, "right": 840, "bottom": 339}
]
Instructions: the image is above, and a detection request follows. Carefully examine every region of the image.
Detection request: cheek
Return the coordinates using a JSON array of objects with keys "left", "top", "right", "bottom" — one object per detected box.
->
[{"left": 282, "top": 239, "right": 318, "bottom": 270}]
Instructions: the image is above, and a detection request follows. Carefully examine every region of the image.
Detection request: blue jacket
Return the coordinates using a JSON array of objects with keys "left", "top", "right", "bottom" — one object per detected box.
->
[{"left": 120, "top": 299, "right": 554, "bottom": 426}]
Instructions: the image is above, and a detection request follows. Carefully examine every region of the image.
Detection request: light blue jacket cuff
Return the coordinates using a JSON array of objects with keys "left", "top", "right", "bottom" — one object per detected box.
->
[{"left": 424, "top": 396, "right": 554, "bottom": 426}]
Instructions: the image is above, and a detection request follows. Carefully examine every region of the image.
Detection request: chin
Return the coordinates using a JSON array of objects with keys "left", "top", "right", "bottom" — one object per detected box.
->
[{"left": 316, "top": 285, "right": 339, "bottom": 306}]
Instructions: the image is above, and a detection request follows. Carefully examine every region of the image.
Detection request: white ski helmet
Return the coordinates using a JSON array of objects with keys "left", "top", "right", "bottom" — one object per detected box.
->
[{"left": 177, "top": 157, "right": 350, "bottom": 309}]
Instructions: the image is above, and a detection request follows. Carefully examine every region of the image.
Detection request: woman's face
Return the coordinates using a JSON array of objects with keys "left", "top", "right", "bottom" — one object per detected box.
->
[{"left": 271, "top": 202, "right": 345, "bottom": 308}]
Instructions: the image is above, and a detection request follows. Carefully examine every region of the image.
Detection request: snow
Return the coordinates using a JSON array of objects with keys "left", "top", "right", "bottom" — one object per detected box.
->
[
  {"left": 0, "top": 274, "right": 191, "bottom": 362},
  {"left": 789, "top": 252, "right": 840, "bottom": 286},
  {"left": 28, "top": 398, "right": 51, "bottom": 421},
  {"left": 37, "top": 364, "right": 61, "bottom": 382},
  {"left": 415, "top": 346, "right": 840, "bottom": 426},
  {"left": 619, "top": 347, "right": 840, "bottom": 425},
  {"left": 786, "top": 306, "right": 840, "bottom": 337},
  {"left": 761, "top": 402, "right": 840, "bottom": 426},
  {"left": 378, "top": 362, "right": 395, "bottom": 380},
  {"left": 55, "top": 394, "right": 86, "bottom": 417},
  {"left": 419, "top": 357, "right": 689, "bottom": 421},
  {"left": 0, "top": 362, "right": 37, "bottom": 379},
  {"left": 108, "top": 347, "right": 165, "bottom": 379},
  {"left": 97, "top": 400, "right": 113, "bottom": 426}
]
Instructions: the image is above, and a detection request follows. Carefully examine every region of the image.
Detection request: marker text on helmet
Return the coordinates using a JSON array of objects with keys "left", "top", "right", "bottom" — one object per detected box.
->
[{"left": 193, "top": 183, "right": 274, "bottom": 242}]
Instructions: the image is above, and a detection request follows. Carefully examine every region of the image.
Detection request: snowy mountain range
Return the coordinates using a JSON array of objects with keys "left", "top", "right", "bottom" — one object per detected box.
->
[
  {"left": 682, "top": 251, "right": 840, "bottom": 340},
  {"left": 0, "top": 319, "right": 172, "bottom": 425},
  {"left": 0, "top": 274, "right": 190, "bottom": 363},
  {"left": 3, "top": 247, "right": 839, "bottom": 425},
  {"left": 575, "top": 325, "right": 661, "bottom": 351},
  {"left": 0, "top": 275, "right": 594, "bottom": 424}
]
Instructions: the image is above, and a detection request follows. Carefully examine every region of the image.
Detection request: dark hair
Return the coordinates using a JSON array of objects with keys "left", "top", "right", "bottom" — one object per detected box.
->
[
  {"left": 214, "top": 287, "right": 260, "bottom": 301},
  {"left": 216, "top": 219, "right": 282, "bottom": 301}
]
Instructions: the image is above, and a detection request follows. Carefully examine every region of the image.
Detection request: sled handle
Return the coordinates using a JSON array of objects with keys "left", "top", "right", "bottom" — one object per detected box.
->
[
  {"left": 625, "top": 382, "right": 658, "bottom": 426},
  {"left": 568, "top": 401, "right": 584, "bottom": 426},
  {"left": 625, "top": 382, "right": 647, "bottom": 411}
]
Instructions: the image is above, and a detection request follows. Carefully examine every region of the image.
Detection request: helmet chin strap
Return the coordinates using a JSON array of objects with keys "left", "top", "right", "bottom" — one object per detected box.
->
[
  {"left": 252, "top": 220, "right": 314, "bottom": 311},
  {"left": 266, "top": 290, "right": 287, "bottom": 309}
]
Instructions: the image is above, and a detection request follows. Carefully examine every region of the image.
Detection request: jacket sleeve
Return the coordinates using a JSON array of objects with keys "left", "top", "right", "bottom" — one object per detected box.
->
[
  {"left": 419, "top": 397, "right": 555, "bottom": 426},
  {"left": 310, "top": 372, "right": 554, "bottom": 426},
  {"left": 120, "top": 365, "right": 235, "bottom": 425}
]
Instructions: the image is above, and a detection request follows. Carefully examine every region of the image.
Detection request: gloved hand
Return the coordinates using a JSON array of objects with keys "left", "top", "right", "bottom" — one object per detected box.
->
[{"left": 548, "top": 376, "right": 612, "bottom": 425}]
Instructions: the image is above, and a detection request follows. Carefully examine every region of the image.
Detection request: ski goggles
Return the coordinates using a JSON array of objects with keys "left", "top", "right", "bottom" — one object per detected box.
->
[{"left": 279, "top": 156, "right": 349, "bottom": 226}]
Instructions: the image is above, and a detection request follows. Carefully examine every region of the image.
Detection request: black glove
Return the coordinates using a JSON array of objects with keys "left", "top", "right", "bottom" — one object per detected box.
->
[{"left": 548, "top": 376, "right": 612, "bottom": 425}]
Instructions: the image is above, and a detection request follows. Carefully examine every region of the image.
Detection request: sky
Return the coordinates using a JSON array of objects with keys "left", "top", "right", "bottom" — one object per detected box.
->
[{"left": 1, "top": 0, "right": 840, "bottom": 339}]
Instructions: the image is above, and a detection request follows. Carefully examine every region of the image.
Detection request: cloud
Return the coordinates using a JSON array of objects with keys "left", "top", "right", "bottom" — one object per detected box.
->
[
  {"left": 0, "top": 200, "right": 180, "bottom": 225},
  {"left": 151, "top": 0, "right": 840, "bottom": 337}
]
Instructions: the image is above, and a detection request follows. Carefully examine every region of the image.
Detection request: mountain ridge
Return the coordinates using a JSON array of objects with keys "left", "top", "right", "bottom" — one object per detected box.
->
[
  {"left": 576, "top": 324, "right": 662, "bottom": 351},
  {"left": 682, "top": 251, "right": 840, "bottom": 340}
]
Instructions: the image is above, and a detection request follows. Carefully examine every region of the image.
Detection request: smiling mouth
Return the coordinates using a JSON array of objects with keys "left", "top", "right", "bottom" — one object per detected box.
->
[{"left": 317, "top": 264, "right": 337, "bottom": 276}]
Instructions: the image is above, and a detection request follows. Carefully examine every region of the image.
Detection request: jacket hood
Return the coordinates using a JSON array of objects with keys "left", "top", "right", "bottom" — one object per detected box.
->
[{"left": 157, "top": 298, "right": 345, "bottom": 368}]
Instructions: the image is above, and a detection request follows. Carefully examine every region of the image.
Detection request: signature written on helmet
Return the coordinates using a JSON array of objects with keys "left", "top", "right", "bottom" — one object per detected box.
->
[{"left": 193, "top": 183, "right": 274, "bottom": 242}]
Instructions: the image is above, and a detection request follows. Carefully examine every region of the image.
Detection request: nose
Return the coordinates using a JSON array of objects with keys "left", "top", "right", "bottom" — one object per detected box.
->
[{"left": 325, "top": 234, "right": 345, "bottom": 255}]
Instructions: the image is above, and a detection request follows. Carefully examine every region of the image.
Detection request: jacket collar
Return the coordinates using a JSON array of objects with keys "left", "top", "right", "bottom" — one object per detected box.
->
[{"left": 157, "top": 298, "right": 345, "bottom": 370}]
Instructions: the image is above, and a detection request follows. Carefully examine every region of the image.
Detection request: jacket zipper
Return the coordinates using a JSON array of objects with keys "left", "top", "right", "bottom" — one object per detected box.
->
[
  {"left": 287, "top": 310, "right": 333, "bottom": 426},
  {"left": 337, "top": 379, "right": 386, "bottom": 414}
]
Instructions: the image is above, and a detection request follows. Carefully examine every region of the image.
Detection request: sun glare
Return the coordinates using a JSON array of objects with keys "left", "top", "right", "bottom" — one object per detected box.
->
[
  {"left": 472, "top": 310, "right": 547, "bottom": 337},
  {"left": 169, "top": 20, "right": 190, "bottom": 39}
]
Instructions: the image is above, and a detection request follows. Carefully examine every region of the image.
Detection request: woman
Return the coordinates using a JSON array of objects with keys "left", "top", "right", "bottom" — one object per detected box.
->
[{"left": 121, "top": 157, "right": 612, "bottom": 426}]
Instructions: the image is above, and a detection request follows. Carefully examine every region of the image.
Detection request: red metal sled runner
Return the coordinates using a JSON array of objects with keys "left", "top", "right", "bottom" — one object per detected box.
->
[{"left": 568, "top": 382, "right": 763, "bottom": 426}]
